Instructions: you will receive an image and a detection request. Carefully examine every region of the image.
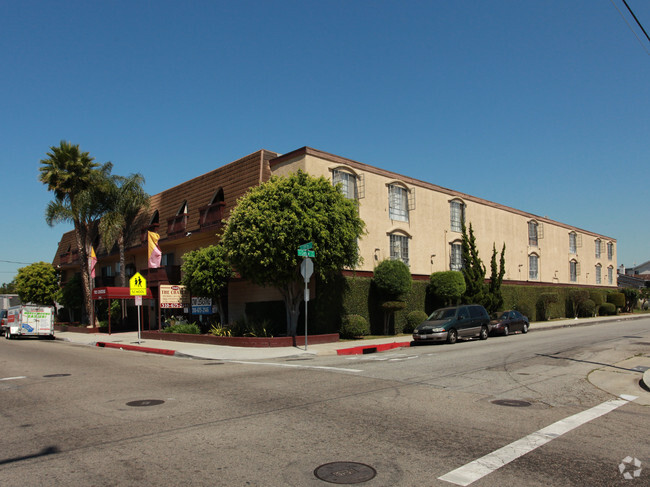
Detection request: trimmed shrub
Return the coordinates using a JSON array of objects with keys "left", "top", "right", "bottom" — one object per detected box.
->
[
  {"left": 599, "top": 303, "right": 617, "bottom": 316},
  {"left": 373, "top": 260, "right": 412, "bottom": 299},
  {"left": 538, "top": 292, "right": 559, "bottom": 321},
  {"left": 579, "top": 299, "right": 596, "bottom": 317},
  {"left": 589, "top": 290, "right": 606, "bottom": 307},
  {"left": 405, "top": 310, "right": 428, "bottom": 334},
  {"left": 430, "top": 271, "right": 465, "bottom": 306},
  {"left": 607, "top": 292, "right": 625, "bottom": 309},
  {"left": 162, "top": 322, "right": 201, "bottom": 334},
  {"left": 340, "top": 314, "right": 370, "bottom": 338}
]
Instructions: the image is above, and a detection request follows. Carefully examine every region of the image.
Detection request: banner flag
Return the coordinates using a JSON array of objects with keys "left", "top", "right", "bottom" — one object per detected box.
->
[
  {"left": 90, "top": 246, "right": 97, "bottom": 278},
  {"left": 148, "top": 231, "right": 162, "bottom": 268}
]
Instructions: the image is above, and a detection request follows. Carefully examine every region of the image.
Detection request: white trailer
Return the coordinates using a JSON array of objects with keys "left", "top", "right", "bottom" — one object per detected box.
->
[{"left": 4, "top": 305, "right": 55, "bottom": 339}]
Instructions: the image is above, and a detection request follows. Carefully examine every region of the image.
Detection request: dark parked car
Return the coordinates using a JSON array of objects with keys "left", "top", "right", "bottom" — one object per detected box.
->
[
  {"left": 412, "top": 304, "right": 490, "bottom": 344},
  {"left": 489, "top": 310, "right": 529, "bottom": 336}
]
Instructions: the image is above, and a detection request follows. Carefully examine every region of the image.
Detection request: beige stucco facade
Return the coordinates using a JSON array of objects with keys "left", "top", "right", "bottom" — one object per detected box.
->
[{"left": 271, "top": 147, "right": 617, "bottom": 287}]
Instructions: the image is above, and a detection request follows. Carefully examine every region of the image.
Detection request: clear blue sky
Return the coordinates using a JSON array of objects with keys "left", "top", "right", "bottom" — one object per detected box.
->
[{"left": 1, "top": 0, "right": 648, "bottom": 283}]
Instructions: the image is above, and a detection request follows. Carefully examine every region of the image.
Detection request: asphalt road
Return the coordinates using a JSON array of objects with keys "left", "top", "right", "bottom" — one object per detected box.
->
[{"left": 1, "top": 318, "right": 648, "bottom": 486}]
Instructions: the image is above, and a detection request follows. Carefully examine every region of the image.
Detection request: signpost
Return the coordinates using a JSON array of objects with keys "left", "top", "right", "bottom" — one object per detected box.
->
[
  {"left": 299, "top": 243, "right": 315, "bottom": 351},
  {"left": 129, "top": 272, "right": 147, "bottom": 343}
]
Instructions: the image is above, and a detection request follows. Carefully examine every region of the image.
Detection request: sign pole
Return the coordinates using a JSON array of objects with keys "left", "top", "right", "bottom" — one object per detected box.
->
[
  {"left": 299, "top": 253, "right": 314, "bottom": 352},
  {"left": 304, "top": 280, "right": 308, "bottom": 351}
]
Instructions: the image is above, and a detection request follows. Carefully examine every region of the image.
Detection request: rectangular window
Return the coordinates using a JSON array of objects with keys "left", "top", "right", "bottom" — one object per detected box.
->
[
  {"left": 608, "top": 267, "right": 613, "bottom": 285},
  {"left": 607, "top": 242, "right": 613, "bottom": 260},
  {"left": 569, "top": 233, "right": 577, "bottom": 254},
  {"left": 389, "top": 185, "right": 409, "bottom": 222},
  {"left": 450, "top": 201, "right": 464, "bottom": 232},
  {"left": 450, "top": 242, "right": 463, "bottom": 271},
  {"left": 529, "top": 254, "right": 538, "bottom": 280},
  {"left": 595, "top": 240, "right": 601, "bottom": 259},
  {"left": 570, "top": 261, "right": 577, "bottom": 282},
  {"left": 332, "top": 170, "right": 356, "bottom": 199},
  {"left": 595, "top": 266, "right": 601, "bottom": 284},
  {"left": 389, "top": 234, "right": 409, "bottom": 266},
  {"left": 528, "top": 222, "right": 538, "bottom": 247}
]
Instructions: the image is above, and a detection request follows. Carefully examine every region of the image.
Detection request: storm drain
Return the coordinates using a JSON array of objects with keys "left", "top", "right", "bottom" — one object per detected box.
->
[
  {"left": 126, "top": 399, "right": 165, "bottom": 407},
  {"left": 314, "top": 462, "right": 376, "bottom": 484},
  {"left": 43, "top": 374, "right": 71, "bottom": 378},
  {"left": 491, "top": 399, "right": 532, "bottom": 407}
]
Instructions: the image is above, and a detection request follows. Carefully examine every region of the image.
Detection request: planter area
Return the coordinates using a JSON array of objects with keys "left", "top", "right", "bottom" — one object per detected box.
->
[{"left": 141, "top": 330, "right": 340, "bottom": 348}]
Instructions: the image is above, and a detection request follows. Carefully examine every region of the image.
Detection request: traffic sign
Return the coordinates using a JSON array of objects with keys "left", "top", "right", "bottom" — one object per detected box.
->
[
  {"left": 301, "top": 257, "right": 314, "bottom": 282},
  {"left": 297, "top": 249, "right": 315, "bottom": 257},
  {"left": 299, "top": 242, "right": 313, "bottom": 250},
  {"left": 129, "top": 272, "right": 147, "bottom": 296}
]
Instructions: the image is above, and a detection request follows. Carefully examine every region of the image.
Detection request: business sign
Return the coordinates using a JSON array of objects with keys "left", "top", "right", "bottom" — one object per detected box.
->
[
  {"left": 159, "top": 285, "right": 190, "bottom": 309},
  {"left": 191, "top": 297, "right": 212, "bottom": 315}
]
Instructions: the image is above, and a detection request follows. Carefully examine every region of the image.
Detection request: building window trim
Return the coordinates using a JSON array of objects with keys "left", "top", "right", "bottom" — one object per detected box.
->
[
  {"left": 389, "top": 232, "right": 410, "bottom": 267},
  {"left": 529, "top": 253, "right": 539, "bottom": 280},
  {"left": 387, "top": 183, "right": 410, "bottom": 222},
  {"left": 450, "top": 199, "right": 466, "bottom": 233},
  {"left": 450, "top": 240, "right": 463, "bottom": 271}
]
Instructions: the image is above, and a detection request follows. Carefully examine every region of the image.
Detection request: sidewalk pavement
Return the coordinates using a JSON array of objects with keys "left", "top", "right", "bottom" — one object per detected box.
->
[{"left": 54, "top": 314, "right": 650, "bottom": 402}]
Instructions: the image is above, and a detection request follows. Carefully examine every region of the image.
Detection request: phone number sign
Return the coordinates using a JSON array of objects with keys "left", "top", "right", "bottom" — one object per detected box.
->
[{"left": 159, "top": 285, "right": 190, "bottom": 309}]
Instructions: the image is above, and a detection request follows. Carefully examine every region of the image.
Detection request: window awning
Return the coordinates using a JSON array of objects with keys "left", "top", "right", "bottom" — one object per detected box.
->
[{"left": 92, "top": 287, "right": 154, "bottom": 300}]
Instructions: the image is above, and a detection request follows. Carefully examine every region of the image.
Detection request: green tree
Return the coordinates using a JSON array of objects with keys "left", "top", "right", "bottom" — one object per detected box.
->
[
  {"left": 485, "top": 243, "right": 506, "bottom": 313},
  {"left": 373, "top": 259, "right": 412, "bottom": 334},
  {"left": 621, "top": 288, "right": 639, "bottom": 312},
  {"left": 39, "top": 141, "right": 113, "bottom": 324},
  {"left": 461, "top": 222, "right": 487, "bottom": 305},
  {"left": 568, "top": 289, "right": 590, "bottom": 318},
  {"left": 0, "top": 281, "right": 16, "bottom": 294},
  {"left": 99, "top": 173, "right": 150, "bottom": 287},
  {"left": 430, "top": 271, "right": 465, "bottom": 306},
  {"left": 60, "top": 274, "right": 84, "bottom": 322},
  {"left": 181, "top": 245, "right": 234, "bottom": 323},
  {"left": 222, "top": 170, "right": 365, "bottom": 336},
  {"left": 14, "top": 262, "right": 60, "bottom": 306}
]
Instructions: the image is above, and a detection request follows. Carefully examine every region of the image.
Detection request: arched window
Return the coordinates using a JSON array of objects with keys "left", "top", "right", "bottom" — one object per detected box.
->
[
  {"left": 200, "top": 188, "right": 225, "bottom": 227},
  {"left": 167, "top": 201, "right": 188, "bottom": 235},
  {"left": 595, "top": 239, "right": 602, "bottom": 259},
  {"left": 570, "top": 259, "right": 579, "bottom": 282},
  {"left": 389, "top": 232, "right": 410, "bottom": 266},
  {"left": 595, "top": 264, "right": 602, "bottom": 284},
  {"left": 450, "top": 199, "right": 465, "bottom": 233},
  {"left": 529, "top": 253, "right": 539, "bottom": 280},
  {"left": 450, "top": 240, "right": 463, "bottom": 271}
]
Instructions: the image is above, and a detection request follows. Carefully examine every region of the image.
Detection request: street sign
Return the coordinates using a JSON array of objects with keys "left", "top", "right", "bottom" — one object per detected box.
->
[
  {"left": 297, "top": 249, "right": 315, "bottom": 257},
  {"left": 300, "top": 257, "right": 314, "bottom": 282},
  {"left": 129, "top": 272, "right": 147, "bottom": 296},
  {"left": 299, "top": 242, "right": 313, "bottom": 250}
]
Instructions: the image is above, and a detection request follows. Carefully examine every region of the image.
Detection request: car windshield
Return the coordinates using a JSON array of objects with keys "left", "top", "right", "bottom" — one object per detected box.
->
[
  {"left": 428, "top": 308, "right": 456, "bottom": 320},
  {"left": 498, "top": 312, "right": 509, "bottom": 320}
]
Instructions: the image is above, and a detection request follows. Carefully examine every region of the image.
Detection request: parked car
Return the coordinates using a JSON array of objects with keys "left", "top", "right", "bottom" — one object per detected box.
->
[
  {"left": 489, "top": 310, "right": 529, "bottom": 336},
  {"left": 412, "top": 304, "right": 490, "bottom": 344},
  {"left": 0, "top": 309, "right": 7, "bottom": 336}
]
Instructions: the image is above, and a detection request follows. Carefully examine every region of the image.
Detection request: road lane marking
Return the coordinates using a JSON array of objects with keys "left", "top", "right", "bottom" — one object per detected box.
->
[
  {"left": 438, "top": 394, "right": 638, "bottom": 486},
  {"left": 0, "top": 376, "right": 27, "bottom": 381},
  {"left": 229, "top": 361, "right": 362, "bottom": 373}
]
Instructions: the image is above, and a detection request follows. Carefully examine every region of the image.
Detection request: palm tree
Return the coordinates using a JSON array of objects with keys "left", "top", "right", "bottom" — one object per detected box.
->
[
  {"left": 40, "top": 141, "right": 113, "bottom": 324},
  {"left": 99, "top": 173, "right": 150, "bottom": 287}
]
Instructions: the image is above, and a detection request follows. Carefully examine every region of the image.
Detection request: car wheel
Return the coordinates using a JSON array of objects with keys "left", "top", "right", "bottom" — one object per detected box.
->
[
  {"left": 447, "top": 329, "right": 458, "bottom": 344},
  {"left": 503, "top": 326, "right": 509, "bottom": 336},
  {"left": 479, "top": 326, "right": 488, "bottom": 340},
  {"left": 522, "top": 323, "right": 528, "bottom": 334}
]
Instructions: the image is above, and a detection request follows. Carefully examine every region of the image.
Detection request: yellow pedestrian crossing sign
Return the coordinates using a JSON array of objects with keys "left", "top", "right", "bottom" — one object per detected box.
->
[{"left": 129, "top": 272, "right": 147, "bottom": 296}]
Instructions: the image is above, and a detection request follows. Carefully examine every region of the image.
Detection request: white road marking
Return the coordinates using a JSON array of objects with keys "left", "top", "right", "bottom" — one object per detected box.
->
[
  {"left": 0, "top": 376, "right": 27, "bottom": 381},
  {"left": 229, "top": 361, "right": 362, "bottom": 373},
  {"left": 439, "top": 394, "right": 638, "bottom": 486}
]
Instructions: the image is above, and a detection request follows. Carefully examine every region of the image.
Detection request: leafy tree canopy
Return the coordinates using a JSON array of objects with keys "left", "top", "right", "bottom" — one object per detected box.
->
[
  {"left": 430, "top": 270, "right": 465, "bottom": 306},
  {"left": 14, "top": 262, "right": 60, "bottom": 306},
  {"left": 222, "top": 170, "right": 365, "bottom": 335},
  {"left": 373, "top": 259, "right": 412, "bottom": 300}
]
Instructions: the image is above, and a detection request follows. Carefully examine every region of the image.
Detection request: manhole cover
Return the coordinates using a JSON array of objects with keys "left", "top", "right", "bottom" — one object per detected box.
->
[
  {"left": 492, "top": 399, "right": 532, "bottom": 407},
  {"left": 43, "top": 374, "right": 71, "bottom": 378},
  {"left": 126, "top": 399, "right": 165, "bottom": 407},
  {"left": 314, "top": 462, "right": 376, "bottom": 484}
]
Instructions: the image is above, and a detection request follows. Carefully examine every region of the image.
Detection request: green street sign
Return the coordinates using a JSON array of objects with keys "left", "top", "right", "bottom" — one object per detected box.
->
[
  {"left": 298, "top": 242, "right": 313, "bottom": 251},
  {"left": 297, "top": 249, "right": 315, "bottom": 257}
]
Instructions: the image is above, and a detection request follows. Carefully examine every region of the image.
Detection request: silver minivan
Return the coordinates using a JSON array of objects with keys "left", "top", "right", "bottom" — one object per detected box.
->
[{"left": 412, "top": 305, "right": 490, "bottom": 344}]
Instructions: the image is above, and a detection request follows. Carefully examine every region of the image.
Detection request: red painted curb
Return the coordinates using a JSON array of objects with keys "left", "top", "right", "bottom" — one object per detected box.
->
[
  {"left": 96, "top": 342, "right": 176, "bottom": 356},
  {"left": 336, "top": 341, "right": 411, "bottom": 355}
]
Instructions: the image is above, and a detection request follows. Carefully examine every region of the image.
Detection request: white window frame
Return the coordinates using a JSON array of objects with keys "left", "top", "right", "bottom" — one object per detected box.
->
[
  {"left": 528, "top": 221, "right": 539, "bottom": 247},
  {"left": 450, "top": 200, "right": 465, "bottom": 233},
  {"left": 389, "top": 234, "right": 409, "bottom": 266},
  {"left": 569, "top": 232, "right": 577, "bottom": 254},
  {"left": 388, "top": 184, "right": 409, "bottom": 222},
  {"left": 529, "top": 254, "right": 539, "bottom": 280},
  {"left": 595, "top": 265, "right": 602, "bottom": 284},
  {"left": 450, "top": 242, "right": 463, "bottom": 271},
  {"left": 332, "top": 169, "right": 357, "bottom": 200}
]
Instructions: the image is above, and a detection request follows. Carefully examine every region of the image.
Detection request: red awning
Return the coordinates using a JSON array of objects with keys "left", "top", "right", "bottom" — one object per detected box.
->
[{"left": 92, "top": 287, "right": 154, "bottom": 300}]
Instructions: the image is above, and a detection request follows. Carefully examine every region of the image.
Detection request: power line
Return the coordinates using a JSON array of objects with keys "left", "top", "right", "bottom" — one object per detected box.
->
[
  {"left": 0, "top": 260, "right": 33, "bottom": 265},
  {"left": 611, "top": 0, "right": 650, "bottom": 55}
]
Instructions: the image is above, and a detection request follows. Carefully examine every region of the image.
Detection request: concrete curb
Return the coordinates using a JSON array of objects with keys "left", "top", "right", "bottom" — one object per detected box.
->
[
  {"left": 644, "top": 369, "right": 650, "bottom": 391},
  {"left": 336, "top": 341, "right": 411, "bottom": 355}
]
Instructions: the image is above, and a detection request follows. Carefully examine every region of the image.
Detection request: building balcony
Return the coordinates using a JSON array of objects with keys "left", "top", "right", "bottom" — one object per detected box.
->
[
  {"left": 140, "top": 223, "right": 160, "bottom": 244},
  {"left": 198, "top": 201, "right": 225, "bottom": 228},
  {"left": 167, "top": 214, "right": 188, "bottom": 236}
]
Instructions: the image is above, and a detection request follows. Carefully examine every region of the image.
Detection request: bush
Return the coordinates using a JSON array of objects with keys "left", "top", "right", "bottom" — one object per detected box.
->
[
  {"left": 538, "top": 292, "right": 559, "bottom": 321},
  {"left": 430, "top": 271, "right": 465, "bottom": 306},
  {"left": 373, "top": 260, "right": 412, "bottom": 299},
  {"left": 405, "top": 310, "right": 428, "bottom": 334},
  {"left": 589, "top": 290, "right": 605, "bottom": 307},
  {"left": 599, "top": 303, "right": 617, "bottom": 316},
  {"left": 162, "top": 322, "right": 201, "bottom": 334},
  {"left": 340, "top": 314, "right": 370, "bottom": 338},
  {"left": 579, "top": 299, "right": 596, "bottom": 317},
  {"left": 607, "top": 292, "right": 625, "bottom": 309}
]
